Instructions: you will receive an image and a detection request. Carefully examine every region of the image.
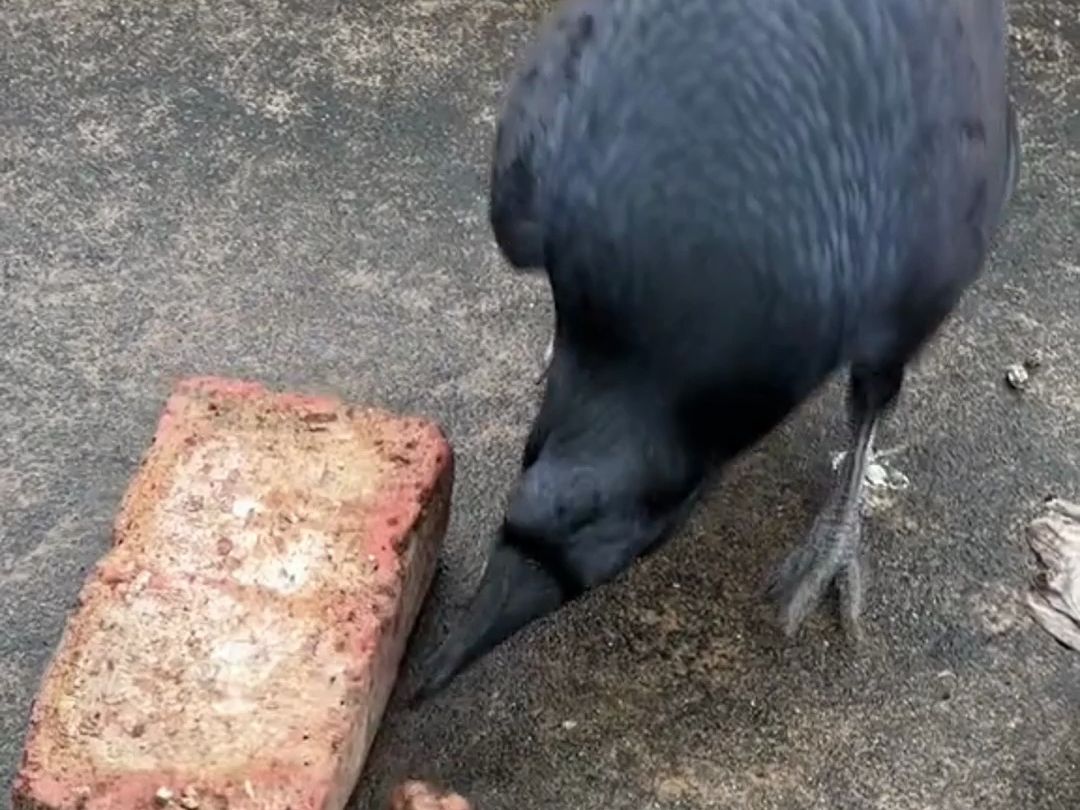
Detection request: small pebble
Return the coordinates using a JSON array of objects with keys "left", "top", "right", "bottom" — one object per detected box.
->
[
  {"left": 154, "top": 787, "right": 174, "bottom": 806},
  {"left": 1005, "top": 363, "right": 1029, "bottom": 390},
  {"left": 388, "top": 781, "right": 471, "bottom": 810}
]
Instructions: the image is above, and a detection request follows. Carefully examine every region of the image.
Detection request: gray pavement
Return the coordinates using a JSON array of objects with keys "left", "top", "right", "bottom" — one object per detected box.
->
[{"left": 2, "top": 2, "right": 1080, "bottom": 808}]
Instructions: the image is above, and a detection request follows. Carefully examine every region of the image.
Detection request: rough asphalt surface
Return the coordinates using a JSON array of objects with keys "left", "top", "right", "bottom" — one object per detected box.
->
[{"left": 2, "top": 2, "right": 1079, "bottom": 808}]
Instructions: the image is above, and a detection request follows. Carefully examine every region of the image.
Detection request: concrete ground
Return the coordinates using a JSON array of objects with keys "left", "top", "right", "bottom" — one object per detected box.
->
[{"left": 2, "top": 1, "right": 1079, "bottom": 808}]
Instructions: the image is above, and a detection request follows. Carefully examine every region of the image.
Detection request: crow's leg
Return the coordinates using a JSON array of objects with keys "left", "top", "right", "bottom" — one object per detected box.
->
[{"left": 766, "top": 361, "right": 904, "bottom": 638}]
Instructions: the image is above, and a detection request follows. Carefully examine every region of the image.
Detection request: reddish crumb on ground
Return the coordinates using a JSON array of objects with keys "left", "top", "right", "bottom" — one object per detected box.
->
[{"left": 388, "top": 781, "right": 473, "bottom": 810}]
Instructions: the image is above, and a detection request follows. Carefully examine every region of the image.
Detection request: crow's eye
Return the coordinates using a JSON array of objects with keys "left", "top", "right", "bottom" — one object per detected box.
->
[{"left": 500, "top": 522, "right": 585, "bottom": 598}]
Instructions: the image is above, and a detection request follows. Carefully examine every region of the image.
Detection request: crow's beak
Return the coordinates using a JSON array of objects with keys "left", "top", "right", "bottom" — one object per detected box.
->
[{"left": 412, "top": 541, "right": 565, "bottom": 703}]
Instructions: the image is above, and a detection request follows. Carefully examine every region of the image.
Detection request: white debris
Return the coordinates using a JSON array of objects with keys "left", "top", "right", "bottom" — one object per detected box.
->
[
  {"left": 865, "top": 462, "right": 910, "bottom": 492},
  {"left": 1026, "top": 499, "right": 1080, "bottom": 651},
  {"left": 866, "top": 463, "right": 889, "bottom": 488},
  {"left": 1005, "top": 363, "right": 1030, "bottom": 390},
  {"left": 831, "top": 450, "right": 910, "bottom": 494}
]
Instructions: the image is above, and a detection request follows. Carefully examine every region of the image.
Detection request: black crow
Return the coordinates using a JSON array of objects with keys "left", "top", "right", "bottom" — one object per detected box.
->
[{"left": 418, "top": 0, "right": 1020, "bottom": 698}]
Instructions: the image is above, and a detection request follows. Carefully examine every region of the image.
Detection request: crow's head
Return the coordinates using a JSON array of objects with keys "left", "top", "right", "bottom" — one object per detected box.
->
[{"left": 415, "top": 365, "right": 702, "bottom": 700}]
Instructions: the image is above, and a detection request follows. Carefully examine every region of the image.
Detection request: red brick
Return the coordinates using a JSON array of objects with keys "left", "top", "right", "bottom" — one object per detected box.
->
[{"left": 13, "top": 377, "right": 453, "bottom": 810}]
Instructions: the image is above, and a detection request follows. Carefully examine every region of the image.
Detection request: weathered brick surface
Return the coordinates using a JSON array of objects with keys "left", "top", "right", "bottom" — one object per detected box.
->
[{"left": 13, "top": 377, "right": 453, "bottom": 810}]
